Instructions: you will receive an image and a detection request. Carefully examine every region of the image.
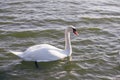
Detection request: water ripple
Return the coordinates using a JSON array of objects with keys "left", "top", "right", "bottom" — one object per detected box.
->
[{"left": 0, "top": 0, "right": 120, "bottom": 80}]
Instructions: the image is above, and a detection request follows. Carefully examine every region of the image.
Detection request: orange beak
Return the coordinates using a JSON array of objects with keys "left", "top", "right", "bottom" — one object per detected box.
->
[{"left": 74, "top": 31, "right": 79, "bottom": 36}]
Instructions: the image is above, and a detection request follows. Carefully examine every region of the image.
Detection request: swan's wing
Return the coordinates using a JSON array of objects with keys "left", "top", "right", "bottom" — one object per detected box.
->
[{"left": 49, "top": 50, "right": 67, "bottom": 59}]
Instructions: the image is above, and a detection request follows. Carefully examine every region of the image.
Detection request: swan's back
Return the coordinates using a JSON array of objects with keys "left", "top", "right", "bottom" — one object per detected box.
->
[{"left": 25, "top": 44, "right": 59, "bottom": 52}]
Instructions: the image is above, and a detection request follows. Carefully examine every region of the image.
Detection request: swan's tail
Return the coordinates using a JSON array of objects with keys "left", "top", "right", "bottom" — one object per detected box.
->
[{"left": 9, "top": 50, "right": 23, "bottom": 58}]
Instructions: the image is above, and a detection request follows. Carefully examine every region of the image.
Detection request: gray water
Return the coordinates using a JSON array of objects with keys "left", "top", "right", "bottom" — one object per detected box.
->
[{"left": 0, "top": 0, "right": 120, "bottom": 80}]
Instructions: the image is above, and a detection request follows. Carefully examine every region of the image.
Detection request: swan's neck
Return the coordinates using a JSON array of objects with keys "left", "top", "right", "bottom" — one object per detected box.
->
[{"left": 65, "top": 29, "right": 72, "bottom": 56}]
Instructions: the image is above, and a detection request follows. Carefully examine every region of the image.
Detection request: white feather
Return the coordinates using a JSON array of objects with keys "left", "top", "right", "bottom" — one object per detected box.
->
[{"left": 9, "top": 50, "right": 23, "bottom": 58}]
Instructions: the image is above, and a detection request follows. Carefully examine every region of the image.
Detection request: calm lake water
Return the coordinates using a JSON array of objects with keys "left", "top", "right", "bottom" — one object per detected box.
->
[{"left": 0, "top": 0, "right": 120, "bottom": 80}]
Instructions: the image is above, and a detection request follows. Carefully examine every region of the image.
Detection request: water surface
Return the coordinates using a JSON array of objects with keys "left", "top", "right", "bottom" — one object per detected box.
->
[{"left": 0, "top": 0, "right": 120, "bottom": 80}]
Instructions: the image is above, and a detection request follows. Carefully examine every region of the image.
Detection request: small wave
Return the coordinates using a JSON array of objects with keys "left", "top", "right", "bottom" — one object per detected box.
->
[{"left": 0, "top": 29, "right": 63, "bottom": 39}]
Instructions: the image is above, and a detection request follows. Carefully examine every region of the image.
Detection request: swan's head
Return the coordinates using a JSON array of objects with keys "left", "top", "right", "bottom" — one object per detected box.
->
[{"left": 67, "top": 26, "right": 79, "bottom": 35}]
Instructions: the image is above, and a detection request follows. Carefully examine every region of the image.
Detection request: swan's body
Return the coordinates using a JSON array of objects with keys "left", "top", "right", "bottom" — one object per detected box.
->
[
  {"left": 10, "top": 44, "right": 67, "bottom": 62},
  {"left": 10, "top": 26, "right": 78, "bottom": 62}
]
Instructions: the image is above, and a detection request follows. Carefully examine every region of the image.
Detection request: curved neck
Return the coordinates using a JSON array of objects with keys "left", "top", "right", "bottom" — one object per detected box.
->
[{"left": 65, "top": 29, "right": 72, "bottom": 56}]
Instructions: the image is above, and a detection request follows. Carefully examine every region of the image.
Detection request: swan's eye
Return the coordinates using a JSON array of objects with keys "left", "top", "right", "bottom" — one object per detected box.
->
[{"left": 72, "top": 28, "right": 76, "bottom": 32}]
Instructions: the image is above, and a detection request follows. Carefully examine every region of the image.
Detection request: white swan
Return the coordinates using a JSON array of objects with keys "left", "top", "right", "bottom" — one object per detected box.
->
[{"left": 10, "top": 26, "right": 78, "bottom": 64}]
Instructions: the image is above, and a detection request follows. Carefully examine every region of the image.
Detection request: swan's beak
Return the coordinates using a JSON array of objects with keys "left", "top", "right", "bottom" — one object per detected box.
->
[
  {"left": 72, "top": 28, "right": 79, "bottom": 36},
  {"left": 74, "top": 31, "right": 79, "bottom": 36}
]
